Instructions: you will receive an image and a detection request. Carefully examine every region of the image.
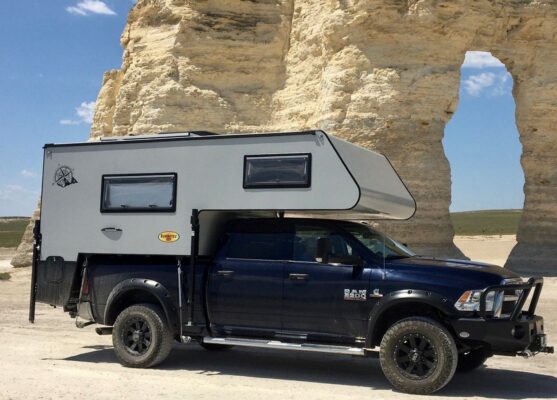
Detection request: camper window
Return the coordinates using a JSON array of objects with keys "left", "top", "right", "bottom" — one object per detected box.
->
[
  {"left": 243, "top": 154, "right": 311, "bottom": 189},
  {"left": 101, "top": 173, "right": 177, "bottom": 212}
]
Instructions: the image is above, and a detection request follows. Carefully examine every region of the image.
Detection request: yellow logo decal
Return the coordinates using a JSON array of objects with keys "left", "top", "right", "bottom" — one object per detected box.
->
[{"left": 158, "top": 231, "right": 180, "bottom": 243}]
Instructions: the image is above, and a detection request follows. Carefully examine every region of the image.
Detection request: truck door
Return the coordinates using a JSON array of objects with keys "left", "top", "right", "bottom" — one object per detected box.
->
[
  {"left": 207, "top": 220, "right": 293, "bottom": 337},
  {"left": 282, "top": 221, "right": 372, "bottom": 341}
]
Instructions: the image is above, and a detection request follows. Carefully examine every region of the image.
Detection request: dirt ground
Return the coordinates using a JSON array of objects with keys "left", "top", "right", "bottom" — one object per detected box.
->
[
  {"left": 0, "top": 247, "right": 16, "bottom": 273},
  {"left": 0, "top": 238, "right": 555, "bottom": 400}
]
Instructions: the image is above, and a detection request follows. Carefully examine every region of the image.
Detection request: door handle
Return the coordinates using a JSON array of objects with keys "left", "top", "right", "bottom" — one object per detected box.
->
[
  {"left": 216, "top": 270, "right": 235, "bottom": 278},
  {"left": 289, "top": 273, "right": 309, "bottom": 281},
  {"left": 101, "top": 227, "right": 122, "bottom": 232}
]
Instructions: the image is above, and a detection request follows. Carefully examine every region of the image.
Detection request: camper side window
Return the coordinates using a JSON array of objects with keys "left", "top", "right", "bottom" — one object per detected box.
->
[
  {"left": 243, "top": 154, "right": 311, "bottom": 189},
  {"left": 101, "top": 173, "right": 177, "bottom": 212}
]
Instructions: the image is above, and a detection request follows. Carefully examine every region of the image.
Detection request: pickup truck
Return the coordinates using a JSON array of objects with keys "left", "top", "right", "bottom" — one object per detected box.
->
[{"left": 57, "top": 217, "right": 553, "bottom": 394}]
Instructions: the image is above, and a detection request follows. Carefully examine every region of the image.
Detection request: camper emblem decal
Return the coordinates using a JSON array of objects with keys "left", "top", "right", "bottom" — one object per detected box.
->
[
  {"left": 54, "top": 166, "right": 78, "bottom": 188},
  {"left": 159, "top": 231, "right": 180, "bottom": 243}
]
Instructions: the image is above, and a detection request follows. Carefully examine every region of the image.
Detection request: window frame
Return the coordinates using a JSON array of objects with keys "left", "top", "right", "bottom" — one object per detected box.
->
[
  {"left": 243, "top": 153, "right": 312, "bottom": 189},
  {"left": 100, "top": 172, "right": 178, "bottom": 213}
]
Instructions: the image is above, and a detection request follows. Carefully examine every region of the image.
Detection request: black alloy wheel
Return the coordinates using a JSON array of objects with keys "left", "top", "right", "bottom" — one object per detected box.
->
[
  {"left": 394, "top": 333, "right": 438, "bottom": 379},
  {"left": 379, "top": 317, "right": 458, "bottom": 394},
  {"left": 112, "top": 303, "right": 173, "bottom": 368},
  {"left": 122, "top": 316, "right": 152, "bottom": 355}
]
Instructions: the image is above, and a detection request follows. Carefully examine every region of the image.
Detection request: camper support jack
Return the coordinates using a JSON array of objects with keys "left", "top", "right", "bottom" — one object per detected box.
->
[
  {"left": 28, "top": 220, "right": 41, "bottom": 323},
  {"left": 185, "top": 209, "right": 199, "bottom": 330}
]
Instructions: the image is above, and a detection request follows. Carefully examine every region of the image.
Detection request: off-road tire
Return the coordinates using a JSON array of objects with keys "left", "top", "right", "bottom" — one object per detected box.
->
[
  {"left": 379, "top": 317, "right": 458, "bottom": 395},
  {"left": 112, "top": 303, "right": 173, "bottom": 368},
  {"left": 456, "top": 347, "right": 491, "bottom": 373},
  {"left": 199, "top": 342, "right": 234, "bottom": 351}
]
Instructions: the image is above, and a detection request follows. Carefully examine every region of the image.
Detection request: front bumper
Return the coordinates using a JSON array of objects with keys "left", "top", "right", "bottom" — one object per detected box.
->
[
  {"left": 452, "top": 315, "right": 553, "bottom": 355},
  {"left": 451, "top": 277, "right": 554, "bottom": 356}
]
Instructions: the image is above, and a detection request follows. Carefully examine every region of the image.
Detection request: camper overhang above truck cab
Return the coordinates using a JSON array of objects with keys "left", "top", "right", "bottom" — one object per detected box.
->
[{"left": 39, "top": 130, "right": 415, "bottom": 260}]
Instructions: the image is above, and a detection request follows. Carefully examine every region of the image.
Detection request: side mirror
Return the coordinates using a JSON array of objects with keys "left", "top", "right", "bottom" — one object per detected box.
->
[
  {"left": 315, "top": 237, "right": 331, "bottom": 264},
  {"left": 330, "top": 255, "right": 364, "bottom": 268}
]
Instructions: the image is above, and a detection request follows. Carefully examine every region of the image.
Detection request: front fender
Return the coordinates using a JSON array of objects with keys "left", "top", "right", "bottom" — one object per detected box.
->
[
  {"left": 366, "top": 289, "right": 457, "bottom": 347},
  {"left": 104, "top": 278, "right": 179, "bottom": 332}
]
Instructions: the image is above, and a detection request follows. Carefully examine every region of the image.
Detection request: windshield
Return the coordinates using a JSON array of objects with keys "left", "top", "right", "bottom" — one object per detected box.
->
[{"left": 339, "top": 222, "right": 415, "bottom": 260}]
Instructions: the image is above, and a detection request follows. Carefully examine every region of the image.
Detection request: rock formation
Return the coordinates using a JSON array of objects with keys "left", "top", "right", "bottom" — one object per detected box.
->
[
  {"left": 10, "top": 206, "right": 39, "bottom": 268},
  {"left": 14, "top": 0, "right": 557, "bottom": 274}
]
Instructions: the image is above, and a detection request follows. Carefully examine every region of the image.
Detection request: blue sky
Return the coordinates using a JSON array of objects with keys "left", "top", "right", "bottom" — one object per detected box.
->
[
  {"left": 444, "top": 52, "right": 524, "bottom": 212},
  {"left": 0, "top": 1, "right": 524, "bottom": 216}
]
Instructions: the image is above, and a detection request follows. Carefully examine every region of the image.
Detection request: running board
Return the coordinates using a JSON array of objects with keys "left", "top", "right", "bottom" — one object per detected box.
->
[{"left": 202, "top": 337, "right": 366, "bottom": 356}]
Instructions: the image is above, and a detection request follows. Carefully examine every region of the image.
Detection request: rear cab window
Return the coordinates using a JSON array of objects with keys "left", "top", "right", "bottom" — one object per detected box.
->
[{"left": 224, "top": 220, "right": 293, "bottom": 261}]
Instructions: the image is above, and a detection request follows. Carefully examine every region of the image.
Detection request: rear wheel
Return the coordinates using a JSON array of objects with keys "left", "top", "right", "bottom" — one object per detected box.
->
[
  {"left": 456, "top": 347, "right": 491, "bottom": 373},
  {"left": 112, "top": 303, "right": 173, "bottom": 368},
  {"left": 379, "top": 317, "right": 458, "bottom": 395}
]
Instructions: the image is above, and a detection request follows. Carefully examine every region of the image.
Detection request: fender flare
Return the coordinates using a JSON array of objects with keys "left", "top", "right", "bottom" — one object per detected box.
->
[
  {"left": 104, "top": 278, "right": 179, "bottom": 332},
  {"left": 366, "top": 289, "right": 457, "bottom": 347}
]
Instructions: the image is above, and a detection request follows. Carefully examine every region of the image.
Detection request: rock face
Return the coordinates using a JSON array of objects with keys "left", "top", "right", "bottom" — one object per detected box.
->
[
  {"left": 14, "top": 0, "right": 557, "bottom": 274},
  {"left": 10, "top": 206, "right": 39, "bottom": 268}
]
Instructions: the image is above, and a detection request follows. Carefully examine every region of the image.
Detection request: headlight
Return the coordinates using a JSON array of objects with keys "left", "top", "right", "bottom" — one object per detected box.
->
[{"left": 454, "top": 289, "right": 504, "bottom": 315}]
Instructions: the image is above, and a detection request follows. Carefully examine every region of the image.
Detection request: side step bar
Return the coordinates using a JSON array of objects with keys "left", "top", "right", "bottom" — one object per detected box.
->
[{"left": 203, "top": 337, "right": 367, "bottom": 356}]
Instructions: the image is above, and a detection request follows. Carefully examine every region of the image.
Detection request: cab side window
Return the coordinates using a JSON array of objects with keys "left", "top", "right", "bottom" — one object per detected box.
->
[
  {"left": 226, "top": 232, "right": 292, "bottom": 261},
  {"left": 293, "top": 224, "right": 355, "bottom": 262}
]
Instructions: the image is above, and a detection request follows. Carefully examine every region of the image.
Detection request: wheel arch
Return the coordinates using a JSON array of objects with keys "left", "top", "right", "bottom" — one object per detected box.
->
[
  {"left": 367, "top": 289, "right": 457, "bottom": 347},
  {"left": 104, "top": 278, "right": 179, "bottom": 335}
]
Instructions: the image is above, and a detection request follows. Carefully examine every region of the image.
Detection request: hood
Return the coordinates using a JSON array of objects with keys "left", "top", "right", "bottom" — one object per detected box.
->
[{"left": 386, "top": 256, "right": 520, "bottom": 280}]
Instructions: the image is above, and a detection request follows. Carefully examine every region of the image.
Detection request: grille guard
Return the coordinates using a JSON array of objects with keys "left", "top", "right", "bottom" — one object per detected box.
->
[{"left": 479, "top": 277, "right": 544, "bottom": 320}]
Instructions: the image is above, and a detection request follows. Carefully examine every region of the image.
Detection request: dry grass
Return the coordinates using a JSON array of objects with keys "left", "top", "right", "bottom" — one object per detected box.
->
[{"left": 0, "top": 272, "right": 11, "bottom": 280}]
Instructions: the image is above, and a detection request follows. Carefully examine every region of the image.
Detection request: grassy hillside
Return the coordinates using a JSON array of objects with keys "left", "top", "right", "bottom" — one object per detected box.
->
[
  {"left": 450, "top": 209, "right": 522, "bottom": 236},
  {"left": 0, "top": 218, "right": 30, "bottom": 248}
]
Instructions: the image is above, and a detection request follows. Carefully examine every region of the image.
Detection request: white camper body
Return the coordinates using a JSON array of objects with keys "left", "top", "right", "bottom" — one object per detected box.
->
[{"left": 40, "top": 131, "right": 415, "bottom": 262}]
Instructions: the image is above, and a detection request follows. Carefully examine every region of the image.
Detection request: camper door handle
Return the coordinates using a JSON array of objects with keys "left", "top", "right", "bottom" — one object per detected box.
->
[
  {"left": 101, "top": 227, "right": 123, "bottom": 233},
  {"left": 289, "top": 273, "right": 309, "bottom": 281},
  {"left": 216, "top": 270, "right": 235, "bottom": 278}
]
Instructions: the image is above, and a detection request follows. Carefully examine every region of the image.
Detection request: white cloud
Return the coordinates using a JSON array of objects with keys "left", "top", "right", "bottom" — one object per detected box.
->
[
  {"left": 66, "top": 1, "right": 116, "bottom": 16},
  {"left": 60, "top": 101, "right": 96, "bottom": 126},
  {"left": 462, "top": 51, "right": 505, "bottom": 69},
  {"left": 76, "top": 101, "right": 96, "bottom": 124},
  {"left": 463, "top": 71, "right": 511, "bottom": 96},
  {"left": 21, "top": 170, "right": 37, "bottom": 178},
  {"left": 60, "top": 119, "right": 80, "bottom": 125}
]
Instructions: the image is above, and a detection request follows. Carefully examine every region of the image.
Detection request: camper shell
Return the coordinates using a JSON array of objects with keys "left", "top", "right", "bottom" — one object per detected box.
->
[
  {"left": 39, "top": 130, "right": 415, "bottom": 262},
  {"left": 30, "top": 130, "right": 552, "bottom": 396}
]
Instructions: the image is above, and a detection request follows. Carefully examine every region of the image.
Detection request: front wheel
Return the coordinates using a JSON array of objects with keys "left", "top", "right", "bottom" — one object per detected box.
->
[
  {"left": 112, "top": 303, "right": 173, "bottom": 368},
  {"left": 379, "top": 317, "right": 458, "bottom": 395}
]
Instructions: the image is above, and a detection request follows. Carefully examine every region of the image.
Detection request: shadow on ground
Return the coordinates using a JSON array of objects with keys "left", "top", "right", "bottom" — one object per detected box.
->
[{"left": 59, "top": 345, "right": 557, "bottom": 398}]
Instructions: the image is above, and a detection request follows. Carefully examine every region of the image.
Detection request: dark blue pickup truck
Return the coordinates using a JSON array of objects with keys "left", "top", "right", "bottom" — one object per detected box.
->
[{"left": 31, "top": 217, "right": 553, "bottom": 394}]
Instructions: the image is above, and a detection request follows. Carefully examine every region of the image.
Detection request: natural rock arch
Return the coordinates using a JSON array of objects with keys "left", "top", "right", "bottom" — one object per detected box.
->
[{"left": 13, "top": 0, "right": 557, "bottom": 274}]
